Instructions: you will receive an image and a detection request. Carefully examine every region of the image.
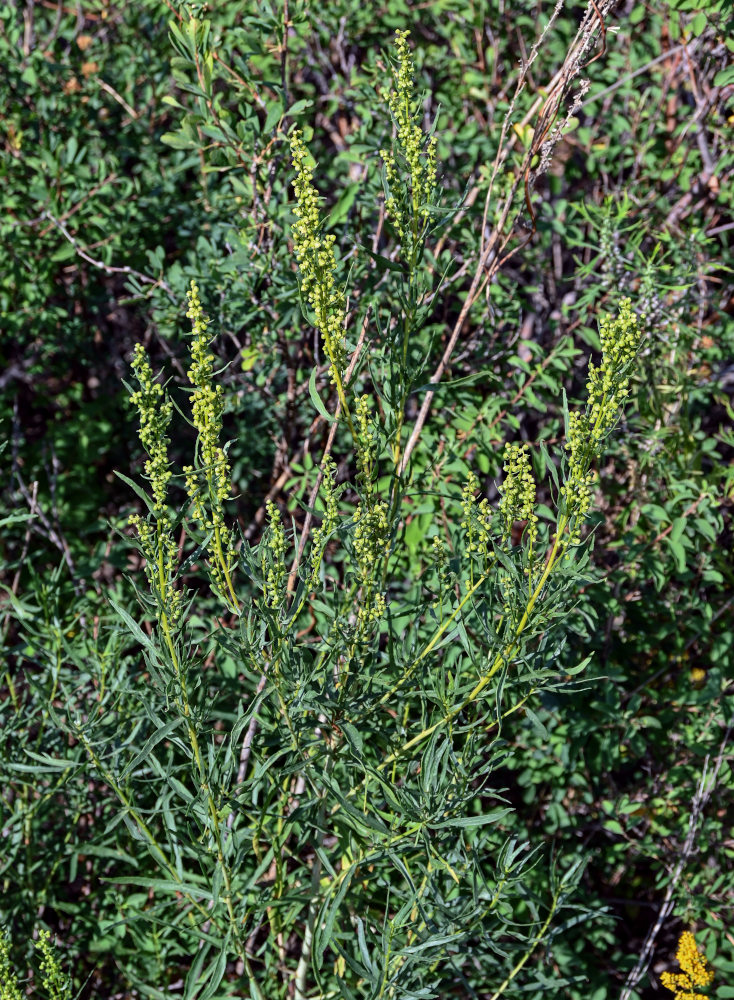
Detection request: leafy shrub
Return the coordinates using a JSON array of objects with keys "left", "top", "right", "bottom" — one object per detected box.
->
[{"left": 2, "top": 2, "right": 732, "bottom": 998}]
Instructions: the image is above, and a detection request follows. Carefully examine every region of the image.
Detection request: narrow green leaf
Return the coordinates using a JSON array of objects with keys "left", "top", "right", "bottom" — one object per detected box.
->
[
  {"left": 314, "top": 863, "right": 357, "bottom": 967},
  {"left": 198, "top": 937, "right": 230, "bottom": 1000},
  {"left": 109, "top": 600, "right": 155, "bottom": 651},
  {"left": 106, "top": 876, "right": 214, "bottom": 900},
  {"left": 308, "top": 367, "right": 337, "bottom": 423},
  {"left": 114, "top": 471, "right": 156, "bottom": 514},
  {"left": 120, "top": 718, "right": 182, "bottom": 780},
  {"left": 360, "top": 246, "right": 404, "bottom": 273}
]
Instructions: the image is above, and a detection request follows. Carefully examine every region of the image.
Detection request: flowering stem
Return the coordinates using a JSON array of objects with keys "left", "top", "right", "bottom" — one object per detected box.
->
[
  {"left": 213, "top": 519, "right": 238, "bottom": 610},
  {"left": 154, "top": 553, "right": 255, "bottom": 990}
]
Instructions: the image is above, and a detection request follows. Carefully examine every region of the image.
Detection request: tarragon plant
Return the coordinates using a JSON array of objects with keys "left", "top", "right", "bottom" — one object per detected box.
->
[{"left": 64, "top": 24, "right": 649, "bottom": 1000}]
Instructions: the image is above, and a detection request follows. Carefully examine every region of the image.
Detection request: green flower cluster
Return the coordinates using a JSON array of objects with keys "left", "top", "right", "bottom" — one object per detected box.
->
[
  {"left": 290, "top": 130, "right": 347, "bottom": 388},
  {"left": 430, "top": 534, "right": 450, "bottom": 610},
  {"left": 183, "top": 281, "right": 231, "bottom": 522},
  {"left": 129, "top": 513, "right": 183, "bottom": 628},
  {"left": 340, "top": 392, "right": 388, "bottom": 627},
  {"left": 310, "top": 457, "right": 340, "bottom": 586},
  {"left": 128, "top": 345, "right": 182, "bottom": 628},
  {"left": 1, "top": 930, "right": 70, "bottom": 1000},
  {"left": 460, "top": 470, "right": 494, "bottom": 584},
  {"left": 182, "top": 280, "right": 237, "bottom": 605},
  {"left": 35, "top": 931, "right": 71, "bottom": 1000},
  {"left": 0, "top": 931, "right": 22, "bottom": 1000},
  {"left": 263, "top": 499, "right": 287, "bottom": 608},
  {"left": 562, "top": 298, "right": 641, "bottom": 543},
  {"left": 585, "top": 297, "right": 641, "bottom": 443},
  {"left": 460, "top": 471, "right": 478, "bottom": 549},
  {"left": 353, "top": 500, "right": 389, "bottom": 627},
  {"left": 355, "top": 394, "right": 376, "bottom": 496},
  {"left": 499, "top": 443, "right": 538, "bottom": 547},
  {"left": 130, "top": 343, "right": 173, "bottom": 511},
  {"left": 380, "top": 29, "right": 438, "bottom": 244}
]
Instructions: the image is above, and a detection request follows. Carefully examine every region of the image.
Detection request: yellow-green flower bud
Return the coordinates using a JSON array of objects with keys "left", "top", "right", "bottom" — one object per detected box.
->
[
  {"left": 129, "top": 344, "right": 173, "bottom": 512},
  {"left": 184, "top": 280, "right": 237, "bottom": 605},
  {"left": 290, "top": 130, "right": 347, "bottom": 387},
  {"left": 499, "top": 443, "right": 538, "bottom": 546}
]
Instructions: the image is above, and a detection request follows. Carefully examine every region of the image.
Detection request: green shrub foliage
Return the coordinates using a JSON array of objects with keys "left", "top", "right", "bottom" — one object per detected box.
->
[{"left": 2, "top": 2, "right": 732, "bottom": 998}]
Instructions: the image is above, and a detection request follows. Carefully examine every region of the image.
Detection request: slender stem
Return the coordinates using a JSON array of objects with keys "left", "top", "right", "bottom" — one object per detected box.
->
[
  {"left": 486, "top": 891, "right": 559, "bottom": 1000},
  {"left": 4, "top": 670, "right": 19, "bottom": 712},
  {"left": 155, "top": 529, "right": 261, "bottom": 994},
  {"left": 213, "top": 519, "right": 238, "bottom": 610},
  {"left": 76, "top": 729, "right": 220, "bottom": 933},
  {"left": 375, "top": 572, "right": 488, "bottom": 710},
  {"left": 370, "top": 517, "right": 569, "bottom": 774},
  {"left": 294, "top": 755, "right": 333, "bottom": 1000}
]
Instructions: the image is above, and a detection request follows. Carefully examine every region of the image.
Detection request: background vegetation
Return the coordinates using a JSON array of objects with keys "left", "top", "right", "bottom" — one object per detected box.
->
[{"left": 1, "top": 0, "right": 733, "bottom": 998}]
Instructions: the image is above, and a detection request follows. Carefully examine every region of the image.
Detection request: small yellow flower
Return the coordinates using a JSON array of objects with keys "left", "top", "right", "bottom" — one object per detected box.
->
[
  {"left": 689, "top": 667, "right": 707, "bottom": 688},
  {"left": 661, "top": 931, "right": 714, "bottom": 999}
]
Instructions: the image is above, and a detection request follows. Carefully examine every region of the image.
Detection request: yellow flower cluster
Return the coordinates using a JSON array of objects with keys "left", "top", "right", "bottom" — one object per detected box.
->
[
  {"left": 182, "top": 280, "right": 237, "bottom": 604},
  {"left": 130, "top": 343, "right": 173, "bottom": 511},
  {"left": 290, "top": 130, "right": 347, "bottom": 387},
  {"left": 562, "top": 298, "right": 641, "bottom": 543},
  {"left": 660, "top": 931, "right": 714, "bottom": 1000},
  {"left": 380, "top": 29, "right": 438, "bottom": 244},
  {"left": 498, "top": 443, "right": 538, "bottom": 547}
]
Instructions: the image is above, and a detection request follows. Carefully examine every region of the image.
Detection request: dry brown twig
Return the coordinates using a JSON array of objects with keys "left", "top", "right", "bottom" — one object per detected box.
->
[{"left": 41, "top": 210, "right": 175, "bottom": 298}]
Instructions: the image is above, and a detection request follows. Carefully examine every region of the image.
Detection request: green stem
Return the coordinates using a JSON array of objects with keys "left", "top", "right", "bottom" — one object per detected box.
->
[
  {"left": 4, "top": 670, "right": 19, "bottom": 713},
  {"left": 372, "top": 516, "right": 569, "bottom": 774},
  {"left": 486, "top": 891, "right": 559, "bottom": 1000},
  {"left": 294, "top": 755, "right": 334, "bottom": 1000},
  {"left": 155, "top": 530, "right": 261, "bottom": 995},
  {"left": 213, "top": 518, "right": 238, "bottom": 610},
  {"left": 76, "top": 729, "right": 220, "bottom": 933},
  {"left": 375, "top": 572, "right": 488, "bottom": 711}
]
